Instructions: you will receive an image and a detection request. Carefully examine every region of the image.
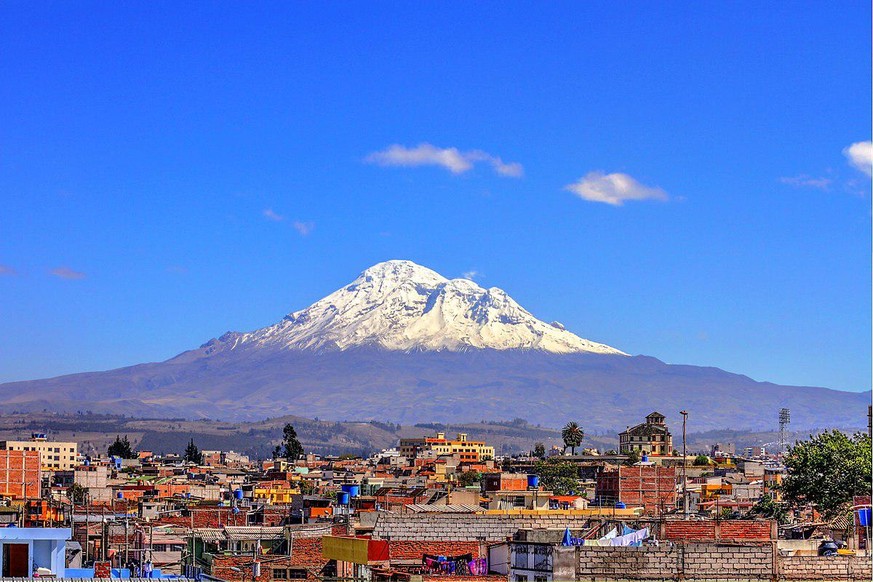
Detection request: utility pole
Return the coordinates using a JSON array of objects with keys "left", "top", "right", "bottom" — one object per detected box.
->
[
  {"left": 84, "top": 491, "right": 90, "bottom": 564},
  {"left": 680, "top": 410, "right": 688, "bottom": 519}
]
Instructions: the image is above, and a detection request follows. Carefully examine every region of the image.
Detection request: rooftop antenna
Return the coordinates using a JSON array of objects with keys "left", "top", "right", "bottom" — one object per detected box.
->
[{"left": 779, "top": 408, "right": 790, "bottom": 456}]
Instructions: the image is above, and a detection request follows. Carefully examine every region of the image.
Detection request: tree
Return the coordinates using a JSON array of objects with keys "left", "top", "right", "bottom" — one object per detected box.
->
[
  {"left": 457, "top": 470, "right": 482, "bottom": 487},
  {"left": 533, "top": 443, "right": 546, "bottom": 459},
  {"left": 561, "top": 422, "right": 584, "bottom": 455},
  {"left": 68, "top": 483, "right": 87, "bottom": 504},
  {"left": 749, "top": 493, "right": 788, "bottom": 524},
  {"left": 693, "top": 454, "right": 710, "bottom": 466},
  {"left": 782, "top": 430, "right": 872, "bottom": 519},
  {"left": 184, "top": 439, "right": 203, "bottom": 464},
  {"left": 277, "top": 423, "right": 304, "bottom": 461},
  {"left": 534, "top": 459, "right": 580, "bottom": 495},
  {"left": 107, "top": 435, "right": 135, "bottom": 459},
  {"left": 624, "top": 450, "right": 641, "bottom": 466}
]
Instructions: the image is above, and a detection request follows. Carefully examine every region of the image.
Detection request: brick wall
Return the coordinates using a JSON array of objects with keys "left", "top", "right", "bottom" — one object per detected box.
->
[
  {"left": 209, "top": 537, "right": 330, "bottom": 581},
  {"left": 388, "top": 540, "right": 480, "bottom": 560},
  {"left": 0, "top": 450, "right": 41, "bottom": 499},
  {"left": 663, "top": 520, "right": 773, "bottom": 541},
  {"left": 596, "top": 466, "right": 676, "bottom": 514}
]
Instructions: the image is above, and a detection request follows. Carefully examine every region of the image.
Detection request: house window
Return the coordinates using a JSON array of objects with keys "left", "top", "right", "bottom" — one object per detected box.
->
[
  {"left": 287, "top": 570, "right": 306, "bottom": 579},
  {"left": 513, "top": 546, "right": 529, "bottom": 569},
  {"left": 273, "top": 569, "right": 287, "bottom": 579}
]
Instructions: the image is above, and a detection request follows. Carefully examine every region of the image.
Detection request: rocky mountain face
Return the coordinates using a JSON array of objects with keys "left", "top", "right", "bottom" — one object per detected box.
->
[{"left": 1, "top": 260, "right": 867, "bottom": 432}]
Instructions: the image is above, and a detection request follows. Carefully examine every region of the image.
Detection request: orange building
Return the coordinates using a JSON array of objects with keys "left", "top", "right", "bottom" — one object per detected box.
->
[{"left": 0, "top": 450, "right": 41, "bottom": 499}]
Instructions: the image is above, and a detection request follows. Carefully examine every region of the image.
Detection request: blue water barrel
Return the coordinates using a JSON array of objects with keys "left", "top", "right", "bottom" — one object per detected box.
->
[
  {"left": 117, "top": 491, "right": 124, "bottom": 499},
  {"left": 341, "top": 484, "right": 360, "bottom": 498},
  {"left": 858, "top": 508, "right": 872, "bottom": 527},
  {"left": 641, "top": 454, "right": 649, "bottom": 463},
  {"left": 614, "top": 501, "right": 626, "bottom": 509},
  {"left": 337, "top": 491, "right": 350, "bottom": 505},
  {"left": 527, "top": 475, "right": 540, "bottom": 488},
  {"left": 234, "top": 489, "right": 244, "bottom": 500}
]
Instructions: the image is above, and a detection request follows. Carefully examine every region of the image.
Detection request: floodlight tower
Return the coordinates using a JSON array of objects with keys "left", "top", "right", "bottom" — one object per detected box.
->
[{"left": 779, "top": 408, "right": 790, "bottom": 456}]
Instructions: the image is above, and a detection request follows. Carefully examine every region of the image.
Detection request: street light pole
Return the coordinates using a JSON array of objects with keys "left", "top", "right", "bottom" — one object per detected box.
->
[{"left": 680, "top": 410, "right": 688, "bottom": 519}]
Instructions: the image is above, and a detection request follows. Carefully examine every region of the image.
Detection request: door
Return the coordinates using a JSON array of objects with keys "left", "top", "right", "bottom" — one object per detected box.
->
[{"left": 3, "top": 543, "right": 29, "bottom": 577}]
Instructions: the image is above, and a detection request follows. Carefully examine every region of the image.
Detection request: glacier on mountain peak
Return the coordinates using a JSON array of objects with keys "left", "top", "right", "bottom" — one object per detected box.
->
[{"left": 217, "top": 259, "right": 626, "bottom": 355}]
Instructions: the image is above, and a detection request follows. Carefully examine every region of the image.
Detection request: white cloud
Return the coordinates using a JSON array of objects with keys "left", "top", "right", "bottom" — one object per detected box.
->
[
  {"left": 263, "top": 208, "right": 285, "bottom": 222},
  {"left": 564, "top": 171, "right": 668, "bottom": 206},
  {"left": 462, "top": 270, "right": 480, "bottom": 280},
  {"left": 0, "top": 265, "right": 16, "bottom": 276},
  {"left": 779, "top": 175, "right": 832, "bottom": 190},
  {"left": 50, "top": 266, "right": 85, "bottom": 280},
  {"left": 365, "top": 143, "right": 523, "bottom": 177},
  {"left": 293, "top": 221, "right": 315, "bottom": 236},
  {"left": 843, "top": 141, "right": 872, "bottom": 177}
]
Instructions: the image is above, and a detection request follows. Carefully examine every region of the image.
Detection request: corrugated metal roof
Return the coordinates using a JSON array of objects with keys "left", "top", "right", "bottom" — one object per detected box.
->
[
  {"left": 223, "top": 526, "right": 285, "bottom": 541},
  {"left": 194, "top": 528, "right": 225, "bottom": 543},
  {"left": 405, "top": 504, "right": 482, "bottom": 514}
]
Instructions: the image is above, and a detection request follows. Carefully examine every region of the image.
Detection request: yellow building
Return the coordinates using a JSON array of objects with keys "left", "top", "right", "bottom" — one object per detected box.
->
[
  {"left": 253, "top": 486, "right": 299, "bottom": 504},
  {"left": 399, "top": 432, "right": 494, "bottom": 462},
  {"left": 0, "top": 434, "right": 79, "bottom": 471}
]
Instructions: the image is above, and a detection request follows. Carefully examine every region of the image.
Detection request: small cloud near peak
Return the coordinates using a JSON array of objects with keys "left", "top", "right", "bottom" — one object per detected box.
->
[
  {"left": 50, "top": 266, "right": 86, "bottom": 280},
  {"left": 263, "top": 208, "right": 285, "bottom": 222},
  {"left": 365, "top": 143, "right": 523, "bottom": 178},
  {"left": 565, "top": 171, "right": 668, "bottom": 206},
  {"left": 293, "top": 221, "right": 315, "bottom": 236},
  {"left": 779, "top": 175, "right": 832, "bottom": 190}
]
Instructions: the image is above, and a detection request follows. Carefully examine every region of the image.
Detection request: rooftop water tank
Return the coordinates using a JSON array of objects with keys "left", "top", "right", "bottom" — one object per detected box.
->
[{"left": 341, "top": 484, "right": 360, "bottom": 498}]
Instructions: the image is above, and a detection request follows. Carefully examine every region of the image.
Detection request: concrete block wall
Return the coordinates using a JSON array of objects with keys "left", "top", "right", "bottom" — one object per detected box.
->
[
  {"left": 780, "top": 555, "right": 872, "bottom": 580},
  {"left": 576, "top": 543, "right": 773, "bottom": 580},
  {"left": 372, "top": 513, "right": 593, "bottom": 541},
  {"left": 575, "top": 543, "right": 873, "bottom": 581}
]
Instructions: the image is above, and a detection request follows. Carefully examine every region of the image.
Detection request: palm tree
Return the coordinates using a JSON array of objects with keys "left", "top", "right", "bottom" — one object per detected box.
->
[{"left": 562, "top": 422, "right": 584, "bottom": 455}]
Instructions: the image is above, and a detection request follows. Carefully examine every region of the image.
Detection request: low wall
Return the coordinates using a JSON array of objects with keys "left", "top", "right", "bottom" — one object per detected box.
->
[
  {"left": 780, "top": 555, "right": 872, "bottom": 580},
  {"left": 575, "top": 543, "right": 872, "bottom": 581},
  {"left": 577, "top": 543, "right": 772, "bottom": 580}
]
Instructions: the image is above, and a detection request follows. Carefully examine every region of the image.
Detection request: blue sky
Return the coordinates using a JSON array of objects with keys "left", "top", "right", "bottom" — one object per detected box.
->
[{"left": 1, "top": 2, "right": 870, "bottom": 392}]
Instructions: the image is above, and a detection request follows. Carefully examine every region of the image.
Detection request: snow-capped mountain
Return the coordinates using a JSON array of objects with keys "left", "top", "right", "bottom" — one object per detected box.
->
[
  {"left": 0, "top": 259, "right": 867, "bottom": 432},
  {"left": 212, "top": 260, "right": 625, "bottom": 355}
]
